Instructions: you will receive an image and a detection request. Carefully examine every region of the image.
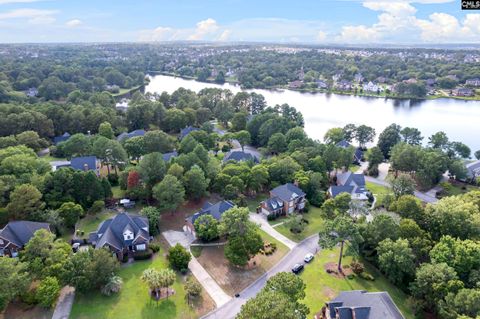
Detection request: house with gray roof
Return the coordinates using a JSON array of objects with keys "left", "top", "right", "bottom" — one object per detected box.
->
[
  {"left": 70, "top": 156, "right": 99, "bottom": 174},
  {"left": 324, "top": 290, "right": 404, "bottom": 319},
  {"left": 466, "top": 160, "right": 480, "bottom": 181},
  {"left": 0, "top": 221, "right": 51, "bottom": 257},
  {"left": 185, "top": 200, "right": 235, "bottom": 235},
  {"left": 260, "top": 183, "right": 306, "bottom": 216},
  {"left": 329, "top": 172, "right": 369, "bottom": 200},
  {"left": 116, "top": 129, "right": 146, "bottom": 142},
  {"left": 53, "top": 132, "right": 71, "bottom": 145},
  {"left": 180, "top": 126, "right": 200, "bottom": 139},
  {"left": 89, "top": 212, "right": 150, "bottom": 260},
  {"left": 223, "top": 150, "right": 259, "bottom": 163},
  {"left": 336, "top": 140, "right": 364, "bottom": 164},
  {"left": 162, "top": 151, "right": 178, "bottom": 162}
]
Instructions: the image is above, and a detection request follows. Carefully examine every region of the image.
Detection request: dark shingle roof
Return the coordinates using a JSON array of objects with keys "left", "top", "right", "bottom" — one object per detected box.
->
[
  {"left": 186, "top": 200, "right": 235, "bottom": 225},
  {"left": 327, "top": 291, "right": 404, "bottom": 319},
  {"left": 263, "top": 197, "right": 284, "bottom": 211},
  {"left": 53, "top": 132, "right": 71, "bottom": 145},
  {"left": 329, "top": 186, "right": 355, "bottom": 198},
  {"left": 337, "top": 172, "right": 366, "bottom": 188},
  {"left": 466, "top": 160, "right": 480, "bottom": 178},
  {"left": 270, "top": 183, "right": 306, "bottom": 202},
  {"left": 0, "top": 221, "right": 51, "bottom": 247},
  {"left": 116, "top": 129, "right": 146, "bottom": 141},
  {"left": 70, "top": 156, "right": 97, "bottom": 171},
  {"left": 336, "top": 140, "right": 351, "bottom": 148},
  {"left": 90, "top": 213, "right": 149, "bottom": 251},
  {"left": 180, "top": 126, "right": 200, "bottom": 139},
  {"left": 162, "top": 151, "right": 178, "bottom": 162},
  {"left": 223, "top": 150, "right": 258, "bottom": 163}
]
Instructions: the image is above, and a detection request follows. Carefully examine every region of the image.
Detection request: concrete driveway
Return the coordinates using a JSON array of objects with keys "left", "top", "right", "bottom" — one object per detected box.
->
[{"left": 249, "top": 213, "right": 296, "bottom": 249}]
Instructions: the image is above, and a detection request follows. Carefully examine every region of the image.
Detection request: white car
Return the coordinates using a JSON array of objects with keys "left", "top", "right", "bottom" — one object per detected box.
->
[{"left": 304, "top": 253, "right": 314, "bottom": 263}]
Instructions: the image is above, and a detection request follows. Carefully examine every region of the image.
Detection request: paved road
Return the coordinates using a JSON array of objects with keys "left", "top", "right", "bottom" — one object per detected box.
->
[
  {"left": 52, "top": 286, "right": 75, "bottom": 319},
  {"left": 201, "top": 234, "right": 319, "bottom": 319},
  {"left": 249, "top": 214, "right": 296, "bottom": 249}
]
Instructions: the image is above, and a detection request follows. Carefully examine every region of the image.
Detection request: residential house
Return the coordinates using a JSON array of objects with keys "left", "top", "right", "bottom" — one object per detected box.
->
[
  {"left": 116, "top": 129, "right": 146, "bottom": 142},
  {"left": 185, "top": 200, "right": 235, "bottom": 235},
  {"left": 0, "top": 221, "right": 51, "bottom": 257},
  {"left": 336, "top": 140, "right": 363, "bottom": 164},
  {"left": 453, "top": 88, "right": 474, "bottom": 97},
  {"left": 335, "top": 80, "right": 352, "bottom": 91},
  {"left": 50, "top": 160, "right": 72, "bottom": 171},
  {"left": 354, "top": 73, "right": 364, "bottom": 83},
  {"left": 288, "top": 80, "right": 303, "bottom": 89},
  {"left": 323, "top": 290, "right": 404, "bottom": 319},
  {"left": 466, "top": 78, "right": 480, "bottom": 87},
  {"left": 162, "top": 151, "right": 178, "bottom": 162},
  {"left": 316, "top": 80, "right": 328, "bottom": 89},
  {"left": 363, "top": 81, "right": 380, "bottom": 93},
  {"left": 223, "top": 150, "right": 259, "bottom": 163},
  {"left": 329, "top": 172, "right": 369, "bottom": 200},
  {"left": 180, "top": 126, "right": 200, "bottom": 139},
  {"left": 260, "top": 183, "right": 306, "bottom": 217},
  {"left": 25, "top": 87, "right": 38, "bottom": 97},
  {"left": 53, "top": 132, "right": 71, "bottom": 145},
  {"left": 70, "top": 156, "right": 100, "bottom": 174},
  {"left": 89, "top": 212, "right": 150, "bottom": 260},
  {"left": 466, "top": 160, "right": 480, "bottom": 181}
]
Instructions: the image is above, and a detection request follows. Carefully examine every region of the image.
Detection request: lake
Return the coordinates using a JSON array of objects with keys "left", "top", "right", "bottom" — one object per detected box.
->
[{"left": 145, "top": 75, "right": 480, "bottom": 152}]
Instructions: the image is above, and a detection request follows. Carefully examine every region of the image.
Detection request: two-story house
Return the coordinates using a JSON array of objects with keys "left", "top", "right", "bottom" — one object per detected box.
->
[
  {"left": 328, "top": 172, "right": 369, "bottom": 201},
  {"left": 89, "top": 212, "right": 150, "bottom": 260},
  {"left": 260, "top": 183, "right": 306, "bottom": 217}
]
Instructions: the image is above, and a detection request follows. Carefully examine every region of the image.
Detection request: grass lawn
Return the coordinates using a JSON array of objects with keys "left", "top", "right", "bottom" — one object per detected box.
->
[
  {"left": 366, "top": 181, "right": 393, "bottom": 208},
  {"left": 195, "top": 229, "right": 288, "bottom": 296},
  {"left": 75, "top": 210, "right": 117, "bottom": 237},
  {"left": 274, "top": 206, "right": 325, "bottom": 242},
  {"left": 70, "top": 248, "right": 214, "bottom": 319},
  {"left": 438, "top": 181, "right": 479, "bottom": 197},
  {"left": 245, "top": 193, "right": 268, "bottom": 212},
  {"left": 39, "top": 155, "right": 67, "bottom": 162},
  {"left": 349, "top": 164, "right": 361, "bottom": 173},
  {"left": 301, "top": 248, "right": 415, "bottom": 319},
  {"left": 111, "top": 186, "right": 126, "bottom": 199}
]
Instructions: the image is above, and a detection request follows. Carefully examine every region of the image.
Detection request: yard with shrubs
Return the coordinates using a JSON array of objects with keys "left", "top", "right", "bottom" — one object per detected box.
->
[
  {"left": 300, "top": 247, "right": 415, "bottom": 319},
  {"left": 273, "top": 206, "right": 325, "bottom": 242},
  {"left": 70, "top": 244, "right": 214, "bottom": 319}
]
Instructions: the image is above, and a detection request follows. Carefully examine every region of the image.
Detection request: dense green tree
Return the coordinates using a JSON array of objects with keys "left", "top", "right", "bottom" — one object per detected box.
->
[
  {"left": 123, "top": 136, "right": 145, "bottom": 161},
  {"left": 324, "top": 127, "right": 345, "bottom": 144},
  {"left": 267, "top": 132, "right": 287, "bottom": 154},
  {"left": 390, "top": 174, "right": 416, "bottom": 198},
  {"left": 184, "top": 165, "right": 208, "bottom": 200},
  {"left": 138, "top": 152, "right": 166, "bottom": 191},
  {"left": 0, "top": 258, "right": 30, "bottom": 311},
  {"left": 98, "top": 122, "right": 114, "bottom": 139},
  {"left": 61, "top": 133, "right": 91, "bottom": 157},
  {"left": 377, "top": 124, "right": 401, "bottom": 158},
  {"left": 143, "top": 130, "right": 175, "bottom": 153},
  {"left": 6, "top": 183, "right": 45, "bottom": 220},
  {"left": 355, "top": 125, "right": 375, "bottom": 148},
  {"left": 400, "top": 127, "right": 423, "bottom": 145},
  {"left": 440, "top": 288, "right": 480, "bottom": 319},
  {"left": 141, "top": 206, "right": 161, "bottom": 236},
  {"left": 377, "top": 238, "right": 415, "bottom": 286},
  {"left": 36, "top": 276, "right": 60, "bottom": 308},
  {"left": 168, "top": 244, "right": 191, "bottom": 270},
  {"left": 194, "top": 214, "right": 220, "bottom": 242},
  {"left": 57, "top": 201, "right": 83, "bottom": 228},
  {"left": 231, "top": 112, "right": 248, "bottom": 131},
  {"left": 152, "top": 175, "right": 185, "bottom": 212}
]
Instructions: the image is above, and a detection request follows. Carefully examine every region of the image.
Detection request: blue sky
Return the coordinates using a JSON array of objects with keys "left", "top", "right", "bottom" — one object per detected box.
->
[{"left": 0, "top": 0, "right": 478, "bottom": 43}]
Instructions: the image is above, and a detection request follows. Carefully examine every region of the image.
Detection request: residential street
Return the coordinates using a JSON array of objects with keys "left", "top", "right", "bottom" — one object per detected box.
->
[{"left": 201, "top": 234, "right": 320, "bottom": 319}]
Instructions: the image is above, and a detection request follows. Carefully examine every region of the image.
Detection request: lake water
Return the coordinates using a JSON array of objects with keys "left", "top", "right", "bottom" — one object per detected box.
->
[{"left": 145, "top": 75, "right": 480, "bottom": 152}]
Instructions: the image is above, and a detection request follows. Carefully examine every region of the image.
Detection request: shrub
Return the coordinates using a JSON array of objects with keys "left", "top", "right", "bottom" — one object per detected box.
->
[
  {"left": 121, "top": 253, "right": 129, "bottom": 263},
  {"left": 359, "top": 272, "right": 375, "bottom": 281},
  {"left": 133, "top": 249, "right": 153, "bottom": 260},
  {"left": 266, "top": 214, "right": 277, "bottom": 221},
  {"left": 346, "top": 274, "right": 355, "bottom": 280},
  {"left": 168, "top": 244, "right": 191, "bottom": 270},
  {"left": 350, "top": 261, "right": 365, "bottom": 275},
  {"left": 35, "top": 277, "right": 60, "bottom": 308},
  {"left": 367, "top": 165, "right": 379, "bottom": 177},
  {"left": 101, "top": 275, "right": 123, "bottom": 296},
  {"left": 149, "top": 243, "right": 160, "bottom": 253},
  {"left": 89, "top": 200, "right": 104, "bottom": 214},
  {"left": 107, "top": 174, "right": 119, "bottom": 186}
]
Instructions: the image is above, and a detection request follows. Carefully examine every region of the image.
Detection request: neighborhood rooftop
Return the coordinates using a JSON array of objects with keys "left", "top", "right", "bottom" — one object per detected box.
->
[
  {"left": 0, "top": 220, "right": 51, "bottom": 248},
  {"left": 270, "top": 183, "right": 306, "bottom": 202}
]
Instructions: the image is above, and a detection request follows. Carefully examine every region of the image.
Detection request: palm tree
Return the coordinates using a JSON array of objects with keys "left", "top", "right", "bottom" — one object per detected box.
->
[
  {"left": 159, "top": 268, "right": 175, "bottom": 299},
  {"left": 141, "top": 268, "right": 162, "bottom": 300}
]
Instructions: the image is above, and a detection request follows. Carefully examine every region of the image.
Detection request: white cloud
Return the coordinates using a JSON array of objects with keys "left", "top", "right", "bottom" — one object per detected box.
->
[
  {"left": 138, "top": 26, "right": 174, "bottom": 41},
  {"left": 188, "top": 18, "right": 219, "bottom": 40},
  {"left": 0, "top": 8, "right": 57, "bottom": 24},
  {"left": 65, "top": 19, "right": 81, "bottom": 28},
  {"left": 336, "top": 25, "right": 382, "bottom": 42},
  {"left": 217, "top": 29, "right": 231, "bottom": 41},
  {"left": 316, "top": 30, "right": 327, "bottom": 41}
]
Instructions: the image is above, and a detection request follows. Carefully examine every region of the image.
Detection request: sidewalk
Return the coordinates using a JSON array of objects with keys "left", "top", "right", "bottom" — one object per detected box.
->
[
  {"left": 249, "top": 214, "right": 297, "bottom": 249},
  {"left": 52, "top": 286, "right": 75, "bottom": 319},
  {"left": 162, "top": 230, "right": 232, "bottom": 307}
]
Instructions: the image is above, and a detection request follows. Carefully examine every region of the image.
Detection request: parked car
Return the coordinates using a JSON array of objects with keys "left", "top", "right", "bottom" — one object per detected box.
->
[
  {"left": 72, "top": 242, "right": 80, "bottom": 253},
  {"left": 304, "top": 253, "right": 314, "bottom": 263},
  {"left": 292, "top": 263, "right": 304, "bottom": 274}
]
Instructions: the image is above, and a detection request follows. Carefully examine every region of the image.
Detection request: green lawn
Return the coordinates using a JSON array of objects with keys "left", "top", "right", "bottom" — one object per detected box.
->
[
  {"left": 366, "top": 181, "right": 393, "bottom": 208},
  {"left": 245, "top": 193, "right": 268, "bottom": 212},
  {"left": 75, "top": 210, "right": 117, "bottom": 236},
  {"left": 274, "top": 206, "right": 325, "bottom": 242},
  {"left": 40, "top": 155, "right": 67, "bottom": 162},
  {"left": 70, "top": 251, "right": 211, "bottom": 319},
  {"left": 349, "top": 164, "right": 361, "bottom": 173},
  {"left": 111, "top": 186, "right": 126, "bottom": 199},
  {"left": 301, "top": 248, "right": 415, "bottom": 319}
]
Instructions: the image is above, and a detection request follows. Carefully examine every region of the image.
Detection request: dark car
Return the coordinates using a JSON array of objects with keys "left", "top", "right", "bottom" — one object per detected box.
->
[{"left": 291, "top": 263, "right": 304, "bottom": 274}]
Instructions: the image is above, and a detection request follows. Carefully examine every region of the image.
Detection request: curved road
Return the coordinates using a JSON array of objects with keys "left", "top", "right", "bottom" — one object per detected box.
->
[{"left": 201, "top": 234, "right": 320, "bottom": 319}]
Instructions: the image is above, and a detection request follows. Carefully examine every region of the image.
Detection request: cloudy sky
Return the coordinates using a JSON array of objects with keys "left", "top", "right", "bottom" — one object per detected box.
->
[{"left": 0, "top": 0, "right": 478, "bottom": 44}]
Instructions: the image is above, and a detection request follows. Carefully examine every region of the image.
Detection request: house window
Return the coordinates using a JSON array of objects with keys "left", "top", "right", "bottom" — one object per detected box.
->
[{"left": 136, "top": 244, "right": 146, "bottom": 251}]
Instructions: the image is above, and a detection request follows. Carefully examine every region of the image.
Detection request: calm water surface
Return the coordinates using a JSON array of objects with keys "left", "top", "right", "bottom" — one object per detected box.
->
[{"left": 145, "top": 75, "right": 480, "bottom": 152}]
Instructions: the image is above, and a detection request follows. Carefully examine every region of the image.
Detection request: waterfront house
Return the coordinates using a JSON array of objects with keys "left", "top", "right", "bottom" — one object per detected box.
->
[
  {"left": 466, "top": 78, "right": 480, "bottom": 87},
  {"left": 453, "top": 88, "right": 474, "bottom": 97},
  {"left": 328, "top": 172, "right": 369, "bottom": 201}
]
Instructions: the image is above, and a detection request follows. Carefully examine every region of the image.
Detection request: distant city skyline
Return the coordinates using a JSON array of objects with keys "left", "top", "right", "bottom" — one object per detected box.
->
[{"left": 0, "top": 0, "right": 478, "bottom": 44}]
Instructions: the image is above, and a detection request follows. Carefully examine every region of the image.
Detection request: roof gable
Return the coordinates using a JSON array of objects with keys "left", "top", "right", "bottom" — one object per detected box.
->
[
  {"left": 70, "top": 156, "right": 97, "bottom": 171},
  {"left": 0, "top": 221, "right": 51, "bottom": 247},
  {"left": 271, "top": 183, "right": 306, "bottom": 202},
  {"left": 188, "top": 200, "right": 235, "bottom": 225},
  {"left": 94, "top": 212, "right": 149, "bottom": 250}
]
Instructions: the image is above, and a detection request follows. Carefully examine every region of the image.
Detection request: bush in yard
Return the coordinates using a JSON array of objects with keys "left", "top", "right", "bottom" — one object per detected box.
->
[
  {"left": 184, "top": 276, "right": 202, "bottom": 303},
  {"left": 101, "top": 275, "right": 123, "bottom": 296},
  {"left": 133, "top": 249, "right": 153, "bottom": 260},
  {"left": 141, "top": 206, "right": 161, "bottom": 236},
  {"left": 350, "top": 261, "right": 365, "bottom": 275},
  {"left": 267, "top": 214, "right": 277, "bottom": 221},
  {"left": 149, "top": 243, "right": 160, "bottom": 253},
  {"left": 107, "top": 173, "right": 119, "bottom": 186},
  {"left": 359, "top": 272, "right": 375, "bottom": 281},
  {"left": 35, "top": 276, "right": 60, "bottom": 308},
  {"left": 168, "top": 244, "right": 191, "bottom": 270},
  {"left": 194, "top": 214, "right": 220, "bottom": 242},
  {"left": 89, "top": 200, "right": 104, "bottom": 214}
]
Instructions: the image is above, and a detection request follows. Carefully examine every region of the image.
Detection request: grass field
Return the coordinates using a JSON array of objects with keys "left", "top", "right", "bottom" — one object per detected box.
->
[
  {"left": 245, "top": 193, "right": 268, "bottom": 212},
  {"left": 111, "top": 186, "right": 126, "bottom": 199},
  {"left": 274, "top": 206, "right": 325, "bottom": 242},
  {"left": 366, "top": 181, "right": 393, "bottom": 208},
  {"left": 75, "top": 210, "right": 117, "bottom": 236},
  {"left": 70, "top": 248, "right": 214, "bottom": 319},
  {"left": 195, "top": 229, "right": 288, "bottom": 296},
  {"left": 301, "top": 247, "right": 415, "bottom": 319}
]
